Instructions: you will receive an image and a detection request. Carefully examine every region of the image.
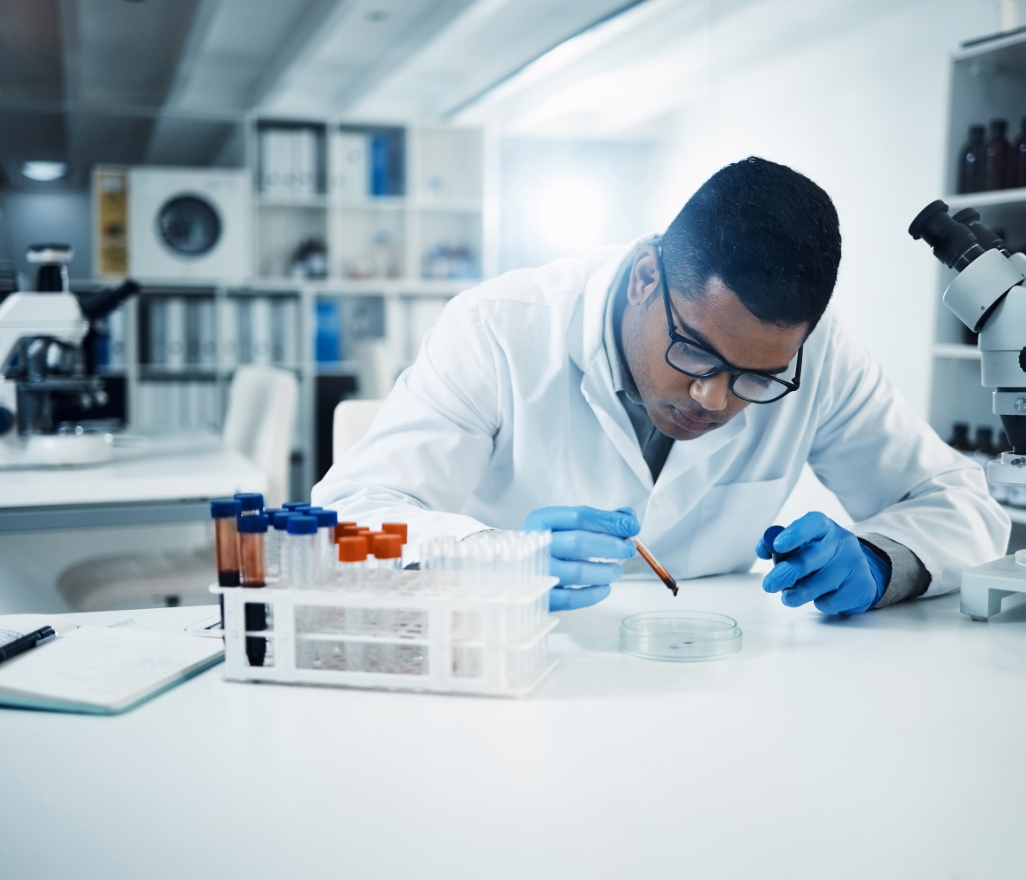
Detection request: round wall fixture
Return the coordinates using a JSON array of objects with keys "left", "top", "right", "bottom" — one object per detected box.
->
[{"left": 156, "top": 195, "right": 222, "bottom": 257}]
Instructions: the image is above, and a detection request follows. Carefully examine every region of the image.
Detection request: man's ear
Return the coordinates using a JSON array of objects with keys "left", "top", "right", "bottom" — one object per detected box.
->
[{"left": 628, "top": 246, "right": 660, "bottom": 307}]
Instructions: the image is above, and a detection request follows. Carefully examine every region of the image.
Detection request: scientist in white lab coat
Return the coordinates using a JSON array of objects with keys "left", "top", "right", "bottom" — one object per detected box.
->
[{"left": 314, "top": 157, "right": 1009, "bottom": 613}]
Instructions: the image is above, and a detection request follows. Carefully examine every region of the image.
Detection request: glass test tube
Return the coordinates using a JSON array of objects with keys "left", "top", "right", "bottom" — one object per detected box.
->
[
  {"left": 310, "top": 508, "right": 339, "bottom": 584},
  {"left": 210, "top": 498, "right": 241, "bottom": 630},
  {"left": 372, "top": 534, "right": 402, "bottom": 570},
  {"left": 286, "top": 515, "right": 318, "bottom": 589},
  {"left": 270, "top": 510, "right": 292, "bottom": 585},
  {"left": 338, "top": 536, "right": 369, "bottom": 585},
  {"left": 238, "top": 513, "right": 269, "bottom": 668},
  {"left": 210, "top": 499, "right": 242, "bottom": 587}
]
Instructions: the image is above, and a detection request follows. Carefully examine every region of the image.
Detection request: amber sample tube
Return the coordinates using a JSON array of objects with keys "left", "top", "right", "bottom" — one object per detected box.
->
[
  {"left": 210, "top": 499, "right": 242, "bottom": 587},
  {"left": 630, "top": 536, "right": 678, "bottom": 596},
  {"left": 238, "top": 513, "right": 269, "bottom": 667}
]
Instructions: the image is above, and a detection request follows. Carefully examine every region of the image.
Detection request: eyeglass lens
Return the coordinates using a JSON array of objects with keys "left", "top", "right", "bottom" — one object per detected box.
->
[{"left": 666, "top": 339, "right": 794, "bottom": 402}]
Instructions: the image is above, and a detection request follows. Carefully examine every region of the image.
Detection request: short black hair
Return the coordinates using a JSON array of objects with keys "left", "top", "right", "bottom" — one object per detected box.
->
[{"left": 661, "top": 156, "right": 841, "bottom": 330}]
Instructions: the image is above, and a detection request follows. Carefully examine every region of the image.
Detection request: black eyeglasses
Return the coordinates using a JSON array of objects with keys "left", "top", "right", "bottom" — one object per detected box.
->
[{"left": 656, "top": 247, "right": 802, "bottom": 404}]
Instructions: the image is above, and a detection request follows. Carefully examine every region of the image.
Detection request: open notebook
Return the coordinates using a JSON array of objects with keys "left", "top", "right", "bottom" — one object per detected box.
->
[{"left": 0, "top": 625, "right": 223, "bottom": 714}]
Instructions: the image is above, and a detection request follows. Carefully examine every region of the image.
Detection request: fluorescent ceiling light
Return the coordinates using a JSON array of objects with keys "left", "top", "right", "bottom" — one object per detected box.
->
[{"left": 21, "top": 161, "right": 67, "bottom": 182}]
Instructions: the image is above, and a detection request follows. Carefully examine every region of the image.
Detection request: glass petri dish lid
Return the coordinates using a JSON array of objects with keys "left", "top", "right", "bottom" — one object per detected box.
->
[{"left": 620, "top": 611, "right": 741, "bottom": 662}]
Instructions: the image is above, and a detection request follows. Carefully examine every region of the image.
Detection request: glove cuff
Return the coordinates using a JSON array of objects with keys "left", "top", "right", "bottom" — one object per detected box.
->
[{"left": 858, "top": 538, "right": 893, "bottom": 608}]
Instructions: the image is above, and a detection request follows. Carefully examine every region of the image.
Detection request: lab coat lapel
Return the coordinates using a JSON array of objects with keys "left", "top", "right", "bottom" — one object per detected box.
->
[
  {"left": 569, "top": 244, "right": 654, "bottom": 490},
  {"left": 642, "top": 410, "right": 749, "bottom": 543}
]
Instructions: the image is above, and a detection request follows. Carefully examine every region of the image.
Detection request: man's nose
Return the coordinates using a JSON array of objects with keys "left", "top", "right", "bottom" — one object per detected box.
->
[{"left": 689, "top": 372, "right": 731, "bottom": 411}]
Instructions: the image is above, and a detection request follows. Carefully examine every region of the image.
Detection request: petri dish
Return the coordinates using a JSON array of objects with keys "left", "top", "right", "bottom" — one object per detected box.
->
[{"left": 619, "top": 611, "right": 741, "bottom": 662}]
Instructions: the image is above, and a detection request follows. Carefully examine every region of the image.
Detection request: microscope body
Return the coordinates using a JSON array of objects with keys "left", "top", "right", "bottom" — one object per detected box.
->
[
  {"left": 911, "top": 202, "right": 1026, "bottom": 618},
  {"left": 0, "top": 245, "right": 138, "bottom": 468}
]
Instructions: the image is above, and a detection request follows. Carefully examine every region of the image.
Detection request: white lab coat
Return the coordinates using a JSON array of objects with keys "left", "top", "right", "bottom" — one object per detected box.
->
[{"left": 313, "top": 240, "right": 1010, "bottom": 595}]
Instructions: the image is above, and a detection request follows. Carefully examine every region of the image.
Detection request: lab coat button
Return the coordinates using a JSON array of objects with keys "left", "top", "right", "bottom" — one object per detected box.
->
[{"left": 652, "top": 490, "right": 667, "bottom": 506}]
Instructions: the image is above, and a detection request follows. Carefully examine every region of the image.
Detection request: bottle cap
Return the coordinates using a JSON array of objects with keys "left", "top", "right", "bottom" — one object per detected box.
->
[
  {"left": 381, "top": 523, "right": 408, "bottom": 545},
  {"left": 210, "top": 498, "right": 241, "bottom": 518},
  {"left": 286, "top": 515, "right": 318, "bottom": 536},
  {"left": 990, "top": 118, "right": 1008, "bottom": 132},
  {"left": 237, "top": 513, "right": 269, "bottom": 533},
  {"left": 338, "top": 536, "right": 368, "bottom": 562},
  {"left": 334, "top": 522, "right": 357, "bottom": 540},
  {"left": 312, "top": 509, "right": 338, "bottom": 528},
  {"left": 282, "top": 502, "right": 311, "bottom": 511},
  {"left": 234, "top": 493, "right": 264, "bottom": 512},
  {"left": 338, "top": 525, "right": 365, "bottom": 538},
  {"left": 372, "top": 534, "right": 402, "bottom": 559},
  {"left": 272, "top": 511, "right": 293, "bottom": 530}
]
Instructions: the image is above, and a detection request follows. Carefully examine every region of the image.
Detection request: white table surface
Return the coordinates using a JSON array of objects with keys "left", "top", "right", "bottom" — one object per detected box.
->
[
  {"left": 2, "top": 573, "right": 1026, "bottom": 880},
  {"left": 0, "top": 433, "right": 266, "bottom": 508}
]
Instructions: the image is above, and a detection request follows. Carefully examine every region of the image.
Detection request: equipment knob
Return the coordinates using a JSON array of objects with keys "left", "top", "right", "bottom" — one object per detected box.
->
[
  {"left": 0, "top": 406, "right": 14, "bottom": 436},
  {"left": 1020, "top": 347, "right": 1026, "bottom": 373}
]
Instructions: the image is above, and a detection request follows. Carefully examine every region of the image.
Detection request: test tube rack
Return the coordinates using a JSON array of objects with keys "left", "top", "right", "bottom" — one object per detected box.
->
[{"left": 214, "top": 571, "right": 559, "bottom": 697}]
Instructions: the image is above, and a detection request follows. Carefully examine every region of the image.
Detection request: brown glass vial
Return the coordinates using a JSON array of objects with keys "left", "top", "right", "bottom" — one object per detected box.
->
[
  {"left": 948, "top": 422, "right": 973, "bottom": 452},
  {"left": 1012, "top": 118, "right": 1026, "bottom": 189},
  {"left": 238, "top": 513, "right": 269, "bottom": 667},
  {"left": 958, "top": 125, "right": 986, "bottom": 194},
  {"left": 983, "top": 119, "right": 1011, "bottom": 191},
  {"left": 211, "top": 499, "right": 242, "bottom": 587}
]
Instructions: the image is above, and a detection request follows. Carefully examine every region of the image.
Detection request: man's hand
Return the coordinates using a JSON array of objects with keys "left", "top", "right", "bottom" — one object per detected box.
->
[
  {"left": 757, "top": 512, "right": 890, "bottom": 615},
  {"left": 524, "top": 506, "right": 640, "bottom": 611}
]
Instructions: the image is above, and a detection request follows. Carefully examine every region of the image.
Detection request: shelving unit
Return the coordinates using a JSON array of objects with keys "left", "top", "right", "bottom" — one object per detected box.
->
[
  {"left": 90, "top": 119, "right": 495, "bottom": 496},
  {"left": 935, "top": 32, "right": 1026, "bottom": 539},
  {"left": 931, "top": 31, "right": 1026, "bottom": 445}
]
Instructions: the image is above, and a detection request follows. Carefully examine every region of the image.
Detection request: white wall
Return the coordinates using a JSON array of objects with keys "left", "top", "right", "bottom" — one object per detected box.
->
[
  {"left": 644, "top": 0, "right": 996, "bottom": 417},
  {"left": 0, "top": 190, "right": 93, "bottom": 284}
]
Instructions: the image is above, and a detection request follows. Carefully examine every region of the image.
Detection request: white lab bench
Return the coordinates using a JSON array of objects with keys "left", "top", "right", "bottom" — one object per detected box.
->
[
  {"left": 1, "top": 572, "right": 1024, "bottom": 879},
  {"left": 0, "top": 433, "right": 266, "bottom": 531}
]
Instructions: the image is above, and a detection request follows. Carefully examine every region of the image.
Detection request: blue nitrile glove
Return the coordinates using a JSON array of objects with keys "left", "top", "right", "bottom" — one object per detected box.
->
[
  {"left": 756, "top": 512, "right": 890, "bottom": 615},
  {"left": 524, "top": 506, "right": 640, "bottom": 611}
]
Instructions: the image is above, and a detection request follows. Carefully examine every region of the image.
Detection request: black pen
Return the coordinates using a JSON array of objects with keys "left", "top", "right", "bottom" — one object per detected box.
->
[{"left": 0, "top": 626, "right": 57, "bottom": 664}]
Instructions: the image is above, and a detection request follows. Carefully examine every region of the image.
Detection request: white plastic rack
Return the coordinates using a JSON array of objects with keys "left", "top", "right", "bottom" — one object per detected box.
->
[{"left": 216, "top": 571, "right": 559, "bottom": 697}]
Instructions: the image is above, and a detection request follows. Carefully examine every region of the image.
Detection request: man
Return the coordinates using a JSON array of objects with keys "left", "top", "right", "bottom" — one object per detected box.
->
[{"left": 313, "top": 157, "right": 1008, "bottom": 613}]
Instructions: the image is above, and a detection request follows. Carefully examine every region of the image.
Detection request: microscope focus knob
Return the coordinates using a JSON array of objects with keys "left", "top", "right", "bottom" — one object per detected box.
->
[{"left": 0, "top": 406, "right": 13, "bottom": 436}]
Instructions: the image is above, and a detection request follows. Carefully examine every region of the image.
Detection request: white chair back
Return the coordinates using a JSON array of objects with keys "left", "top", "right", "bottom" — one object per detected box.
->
[
  {"left": 223, "top": 365, "right": 298, "bottom": 507},
  {"left": 333, "top": 399, "right": 383, "bottom": 462}
]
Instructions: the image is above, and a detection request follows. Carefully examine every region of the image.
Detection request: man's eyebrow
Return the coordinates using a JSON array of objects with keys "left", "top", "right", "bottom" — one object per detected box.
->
[{"left": 673, "top": 310, "right": 791, "bottom": 375}]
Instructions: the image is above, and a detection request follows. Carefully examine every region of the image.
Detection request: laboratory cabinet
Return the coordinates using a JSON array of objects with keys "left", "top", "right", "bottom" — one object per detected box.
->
[
  {"left": 931, "top": 31, "right": 1026, "bottom": 532},
  {"left": 88, "top": 121, "right": 495, "bottom": 496}
]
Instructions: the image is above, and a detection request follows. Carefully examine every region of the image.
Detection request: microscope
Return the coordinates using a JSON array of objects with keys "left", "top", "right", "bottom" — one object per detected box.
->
[
  {"left": 910, "top": 201, "right": 1026, "bottom": 619},
  {"left": 0, "top": 244, "right": 138, "bottom": 467}
]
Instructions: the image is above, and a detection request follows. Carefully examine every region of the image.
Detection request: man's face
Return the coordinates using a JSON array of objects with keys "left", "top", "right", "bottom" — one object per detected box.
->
[{"left": 621, "top": 246, "right": 808, "bottom": 442}]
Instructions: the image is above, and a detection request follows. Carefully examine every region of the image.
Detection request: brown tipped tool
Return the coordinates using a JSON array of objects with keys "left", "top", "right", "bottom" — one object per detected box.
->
[{"left": 631, "top": 536, "right": 678, "bottom": 596}]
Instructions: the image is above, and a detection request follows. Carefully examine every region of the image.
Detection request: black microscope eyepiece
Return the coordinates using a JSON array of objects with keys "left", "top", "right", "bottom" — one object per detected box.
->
[
  {"left": 951, "top": 207, "right": 1010, "bottom": 255},
  {"left": 909, "top": 199, "right": 985, "bottom": 273}
]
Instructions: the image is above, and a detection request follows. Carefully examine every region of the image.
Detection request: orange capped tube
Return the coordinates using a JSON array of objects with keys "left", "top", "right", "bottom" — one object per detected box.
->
[
  {"left": 372, "top": 534, "right": 402, "bottom": 569},
  {"left": 381, "top": 523, "right": 408, "bottom": 545},
  {"left": 334, "top": 522, "right": 357, "bottom": 541},
  {"left": 338, "top": 536, "right": 369, "bottom": 564}
]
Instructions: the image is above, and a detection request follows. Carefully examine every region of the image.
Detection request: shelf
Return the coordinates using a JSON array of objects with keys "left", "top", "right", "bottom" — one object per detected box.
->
[
  {"left": 1001, "top": 503, "right": 1026, "bottom": 525},
  {"left": 945, "top": 188, "right": 1026, "bottom": 210},
  {"left": 415, "top": 198, "right": 483, "bottom": 213},
  {"left": 332, "top": 196, "right": 407, "bottom": 210},
  {"left": 255, "top": 195, "right": 329, "bottom": 208},
  {"left": 245, "top": 277, "right": 476, "bottom": 296},
  {"left": 933, "top": 343, "right": 981, "bottom": 360}
]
